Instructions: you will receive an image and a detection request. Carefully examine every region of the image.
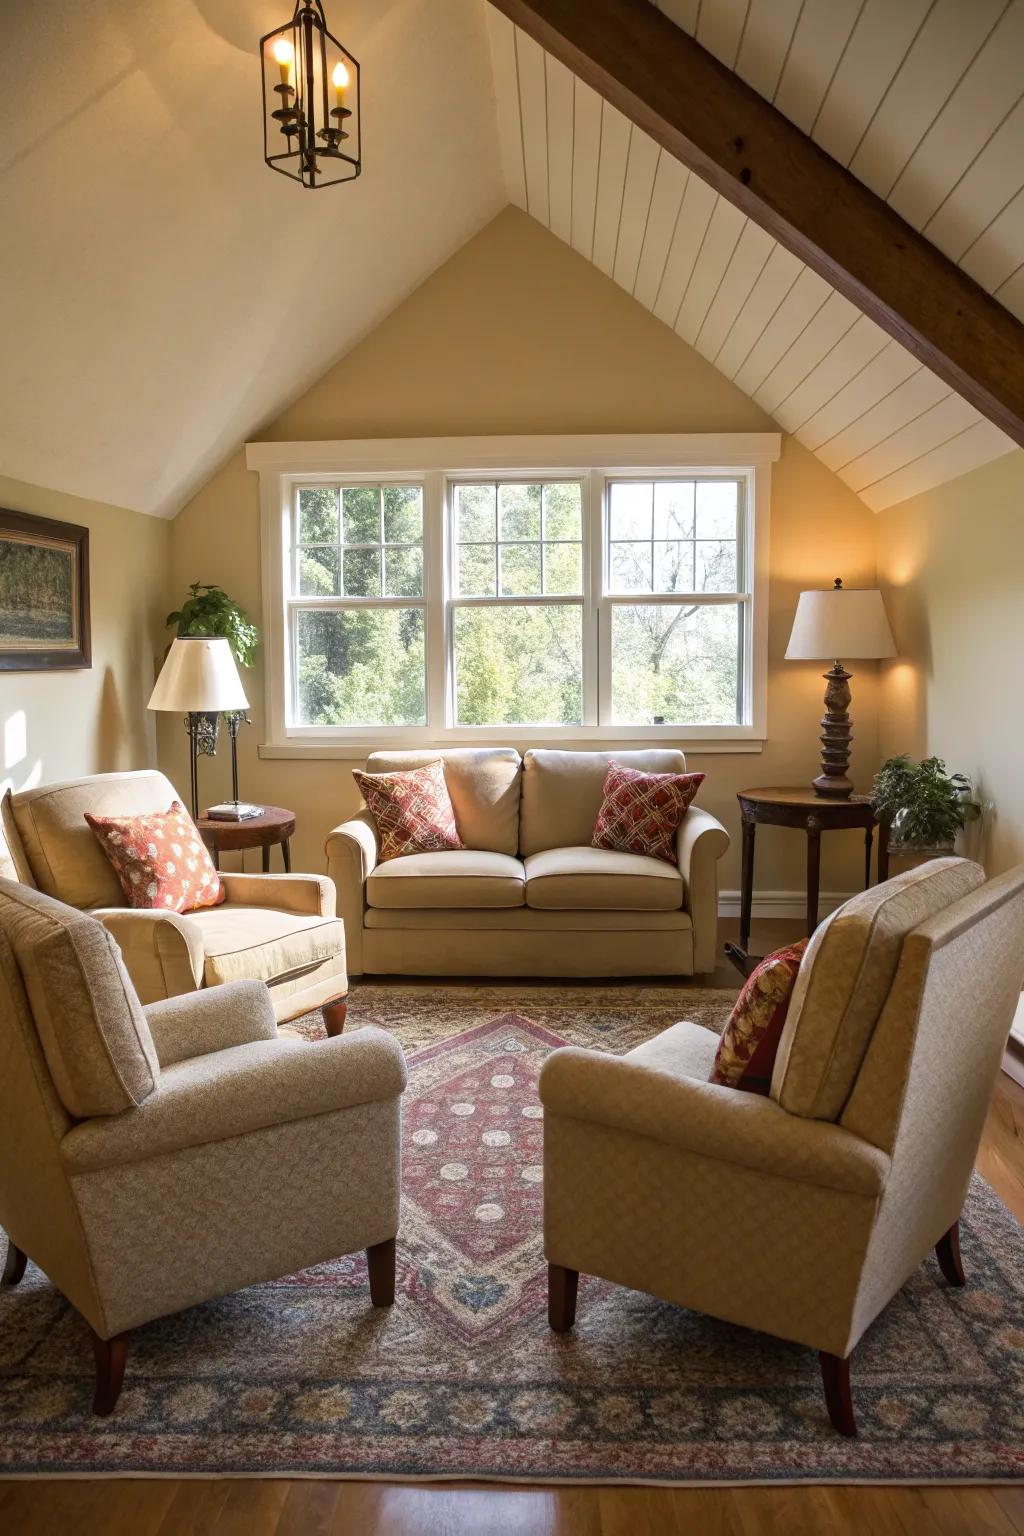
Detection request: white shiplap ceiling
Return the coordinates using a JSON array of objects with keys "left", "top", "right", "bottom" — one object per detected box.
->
[{"left": 486, "top": 0, "right": 1024, "bottom": 510}]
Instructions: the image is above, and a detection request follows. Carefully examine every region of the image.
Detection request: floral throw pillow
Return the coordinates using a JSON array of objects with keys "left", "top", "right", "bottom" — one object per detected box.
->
[
  {"left": 85, "top": 801, "right": 225, "bottom": 913},
  {"left": 352, "top": 760, "right": 463, "bottom": 862},
  {"left": 709, "top": 939, "right": 808, "bottom": 1095},
  {"left": 591, "top": 762, "right": 705, "bottom": 864}
]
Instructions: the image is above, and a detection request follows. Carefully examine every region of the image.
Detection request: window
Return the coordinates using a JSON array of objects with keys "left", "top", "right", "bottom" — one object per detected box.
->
[{"left": 254, "top": 434, "right": 777, "bottom": 749}]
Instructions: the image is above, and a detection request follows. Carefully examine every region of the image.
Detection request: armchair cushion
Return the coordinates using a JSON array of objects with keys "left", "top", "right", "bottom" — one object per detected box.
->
[
  {"left": 2, "top": 770, "right": 180, "bottom": 909},
  {"left": 185, "top": 905, "right": 345, "bottom": 989},
  {"left": 61, "top": 1027, "right": 408, "bottom": 1172},
  {"left": 0, "top": 878, "right": 159, "bottom": 1118},
  {"left": 771, "top": 857, "right": 986, "bottom": 1121},
  {"left": 710, "top": 939, "right": 807, "bottom": 1095},
  {"left": 85, "top": 801, "right": 224, "bottom": 913},
  {"left": 144, "top": 980, "right": 278, "bottom": 1067},
  {"left": 592, "top": 762, "right": 704, "bottom": 863},
  {"left": 524, "top": 846, "right": 683, "bottom": 911}
]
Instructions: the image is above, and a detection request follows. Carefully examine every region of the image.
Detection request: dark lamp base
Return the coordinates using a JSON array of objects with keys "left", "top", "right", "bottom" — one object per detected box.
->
[{"left": 811, "top": 662, "right": 855, "bottom": 800}]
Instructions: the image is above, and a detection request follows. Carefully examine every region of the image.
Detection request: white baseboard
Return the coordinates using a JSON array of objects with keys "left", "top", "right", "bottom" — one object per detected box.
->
[{"left": 718, "top": 890, "right": 854, "bottom": 920}]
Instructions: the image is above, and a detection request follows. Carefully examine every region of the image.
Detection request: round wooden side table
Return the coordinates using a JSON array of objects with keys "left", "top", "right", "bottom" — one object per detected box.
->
[
  {"left": 724, "top": 787, "right": 890, "bottom": 977},
  {"left": 196, "top": 806, "right": 296, "bottom": 873}
]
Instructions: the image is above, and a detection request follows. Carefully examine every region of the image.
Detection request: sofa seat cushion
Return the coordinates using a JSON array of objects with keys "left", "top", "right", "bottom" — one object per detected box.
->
[
  {"left": 366, "top": 851, "right": 526, "bottom": 910},
  {"left": 771, "top": 856, "right": 986, "bottom": 1121},
  {"left": 186, "top": 905, "right": 346, "bottom": 988},
  {"left": 524, "top": 846, "right": 684, "bottom": 911}
]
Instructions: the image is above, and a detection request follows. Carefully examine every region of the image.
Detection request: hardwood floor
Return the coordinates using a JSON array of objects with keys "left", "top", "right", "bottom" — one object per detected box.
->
[{"left": 4, "top": 919, "right": 1024, "bottom": 1535}]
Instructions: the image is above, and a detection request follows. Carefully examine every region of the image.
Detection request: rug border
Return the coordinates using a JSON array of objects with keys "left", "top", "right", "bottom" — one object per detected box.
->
[{"left": 0, "top": 1470, "right": 1022, "bottom": 1487}]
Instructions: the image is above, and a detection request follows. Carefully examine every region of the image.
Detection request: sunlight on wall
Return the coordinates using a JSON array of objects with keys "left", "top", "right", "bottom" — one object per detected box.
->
[{"left": 3, "top": 711, "right": 26, "bottom": 771}]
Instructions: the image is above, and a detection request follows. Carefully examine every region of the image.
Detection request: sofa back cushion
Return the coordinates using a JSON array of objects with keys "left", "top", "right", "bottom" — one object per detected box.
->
[
  {"left": 0, "top": 878, "right": 160, "bottom": 1118},
  {"left": 770, "top": 857, "right": 986, "bottom": 1121},
  {"left": 2, "top": 770, "right": 181, "bottom": 910},
  {"left": 519, "top": 749, "right": 688, "bottom": 857},
  {"left": 365, "top": 750, "right": 521, "bottom": 856}
]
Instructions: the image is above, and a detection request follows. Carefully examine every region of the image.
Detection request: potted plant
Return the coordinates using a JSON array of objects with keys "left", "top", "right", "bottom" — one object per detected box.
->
[
  {"left": 871, "top": 754, "right": 979, "bottom": 869},
  {"left": 162, "top": 584, "right": 261, "bottom": 767},
  {"left": 166, "top": 582, "right": 260, "bottom": 668}
]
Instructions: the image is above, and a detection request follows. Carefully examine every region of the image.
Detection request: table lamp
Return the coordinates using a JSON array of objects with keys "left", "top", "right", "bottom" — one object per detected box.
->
[
  {"left": 785, "top": 578, "right": 896, "bottom": 799},
  {"left": 148, "top": 637, "right": 249, "bottom": 818}
]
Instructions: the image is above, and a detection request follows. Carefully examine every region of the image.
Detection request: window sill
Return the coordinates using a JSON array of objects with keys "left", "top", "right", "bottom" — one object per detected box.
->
[{"left": 258, "top": 736, "right": 766, "bottom": 761}]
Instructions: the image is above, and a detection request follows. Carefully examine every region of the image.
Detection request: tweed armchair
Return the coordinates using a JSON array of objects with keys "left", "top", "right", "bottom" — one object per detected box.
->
[
  {"left": 1, "top": 770, "right": 348, "bottom": 1032},
  {"left": 0, "top": 878, "right": 407, "bottom": 1414},
  {"left": 540, "top": 858, "right": 1024, "bottom": 1435}
]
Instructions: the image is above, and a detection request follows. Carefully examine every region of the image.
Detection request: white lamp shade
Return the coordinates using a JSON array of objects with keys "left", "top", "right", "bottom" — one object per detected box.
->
[
  {"left": 785, "top": 585, "right": 897, "bottom": 662},
  {"left": 148, "top": 637, "right": 249, "bottom": 712}
]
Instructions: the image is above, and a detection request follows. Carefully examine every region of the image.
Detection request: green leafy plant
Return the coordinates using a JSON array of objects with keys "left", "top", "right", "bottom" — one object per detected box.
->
[
  {"left": 871, "top": 754, "right": 977, "bottom": 850},
  {"left": 166, "top": 583, "right": 260, "bottom": 669}
]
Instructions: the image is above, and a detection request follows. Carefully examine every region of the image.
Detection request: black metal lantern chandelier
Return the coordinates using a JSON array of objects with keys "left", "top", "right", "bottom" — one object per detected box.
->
[{"left": 260, "top": 2, "right": 361, "bottom": 189}]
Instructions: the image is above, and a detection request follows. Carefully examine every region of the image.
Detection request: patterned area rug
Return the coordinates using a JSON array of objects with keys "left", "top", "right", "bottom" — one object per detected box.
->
[{"left": 2, "top": 983, "right": 1024, "bottom": 1483}]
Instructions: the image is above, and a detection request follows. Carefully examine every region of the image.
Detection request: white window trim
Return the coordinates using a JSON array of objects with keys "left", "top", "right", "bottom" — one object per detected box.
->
[{"left": 248, "top": 432, "right": 779, "bottom": 756}]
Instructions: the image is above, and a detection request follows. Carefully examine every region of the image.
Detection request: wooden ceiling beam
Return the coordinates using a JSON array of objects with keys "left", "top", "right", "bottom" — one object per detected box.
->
[{"left": 489, "top": 0, "right": 1024, "bottom": 448}]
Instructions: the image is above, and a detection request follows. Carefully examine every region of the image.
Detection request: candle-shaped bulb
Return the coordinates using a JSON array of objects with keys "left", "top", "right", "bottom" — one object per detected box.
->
[
  {"left": 332, "top": 60, "right": 349, "bottom": 108},
  {"left": 272, "top": 37, "right": 294, "bottom": 88}
]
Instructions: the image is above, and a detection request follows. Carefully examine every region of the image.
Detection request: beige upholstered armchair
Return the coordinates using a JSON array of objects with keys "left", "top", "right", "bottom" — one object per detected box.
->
[
  {"left": 540, "top": 859, "right": 1024, "bottom": 1435},
  {"left": 0, "top": 877, "right": 406, "bottom": 1414},
  {"left": 1, "top": 770, "right": 348, "bottom": 1031}
]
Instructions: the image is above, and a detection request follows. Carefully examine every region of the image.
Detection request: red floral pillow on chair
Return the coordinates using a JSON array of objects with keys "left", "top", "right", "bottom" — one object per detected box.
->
[
  {"left": 352, "top": 759, "right": 463, "bottom": 862},
  {"left": 709, "top": 939, "right": 808, "bottom": 1095},
  {"left": 85, "top": 802, "right": 225, "bottom": 913},
  {"left": 592, "top": 761, "right": 705, "bottom": 864}
]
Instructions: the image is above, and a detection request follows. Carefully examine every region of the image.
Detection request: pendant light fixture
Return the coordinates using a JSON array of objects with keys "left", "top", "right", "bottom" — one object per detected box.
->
[{"left": 260, "top": 2, "right": 360, "bottom": 189}]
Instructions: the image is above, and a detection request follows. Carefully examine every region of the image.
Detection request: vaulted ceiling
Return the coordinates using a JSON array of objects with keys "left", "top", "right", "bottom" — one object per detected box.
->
[
  {"left": 486, "top": 0, "right": 1024, "bottom": 509},
  {"left": 2, "top": 0, "right": 1022, "bottom": 520}
]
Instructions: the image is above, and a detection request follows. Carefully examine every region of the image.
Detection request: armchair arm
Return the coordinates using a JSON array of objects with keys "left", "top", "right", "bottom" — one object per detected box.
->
[
  {"left": 144, "top": 980, "right": 278, "bottom": 1067},
  {"left": 325, "top": 811, "right": 379, "bottom": 976},
  {"left": 218, "top": 871, "right": 336, "bottom": 918},
  {"left": 539, "top": 1048, "right": 889, "bottom": 1196},
  {"left": 91, "top": 907, "right": 204, "bottom": 1005},
  {"left": 62, "top": 1026, "right": 408, "bottom": 1174},
  {"left": 676, "top": 808, "right": 730, "bottom": 973}
]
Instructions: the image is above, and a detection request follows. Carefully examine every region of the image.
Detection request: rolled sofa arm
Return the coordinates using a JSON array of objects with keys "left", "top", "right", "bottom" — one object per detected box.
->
[
  {"left": 325, "top": 811, "right": 379, "bottom": 976},
  {"left": 144, "top": 979, "right": 278, "bottom": 1067},
  {"left": 91, "top": 907, "right": 204, "bottom": 1005},
  {"left": 218, "top": 871, "right": 336, "bottom": 918},
  {"left": 676, "top": 808, "right": 730, "bottom": 974},
  {"left": 539, "top": 1048, "right": 889, "bottom": 1196}
]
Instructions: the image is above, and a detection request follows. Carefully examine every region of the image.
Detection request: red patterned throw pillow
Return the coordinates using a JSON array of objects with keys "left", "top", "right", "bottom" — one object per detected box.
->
[
  {"left": 709, "top": 939, "right": 808, "bottom": 1095},
  {"left": 353, "top": 760, "right": 463, "bottom": 863},
  {"left": 85, "top": 802, "right": 225, "bottom": 913},
  {"left": 591, "top": 761, "right": 705, "bottom": 864}
]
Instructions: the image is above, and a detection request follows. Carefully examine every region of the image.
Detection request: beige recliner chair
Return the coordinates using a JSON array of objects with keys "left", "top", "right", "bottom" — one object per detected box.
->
[
  {"left": 539, "top": 858, "right": 1024, "bottom": 1435},
  {"left": 1, "top": 770, "right": 348, "bottom": 1031},
  {"left": 0, "top": 877, "right": 407, "bottom": 1414}
]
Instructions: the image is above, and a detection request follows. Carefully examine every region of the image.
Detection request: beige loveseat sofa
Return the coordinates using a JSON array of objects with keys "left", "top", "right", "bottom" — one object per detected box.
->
[
  {"left": 1, "top": 771, "right": 348, "bottom": 1026},
  {"left": 326, "top": 748, "right": 729, "bottom": 977}
]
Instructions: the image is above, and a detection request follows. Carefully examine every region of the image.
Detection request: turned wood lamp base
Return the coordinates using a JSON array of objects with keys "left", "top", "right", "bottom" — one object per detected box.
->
[{"left": 812, "top": 659, "right": 855, "bottom": 800}]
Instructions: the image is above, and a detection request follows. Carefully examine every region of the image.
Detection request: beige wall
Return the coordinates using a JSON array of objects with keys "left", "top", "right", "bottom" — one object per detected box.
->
[
  {"left": 877, "top": 449, "right": 1024, "bottom": 874},
  {"left": 163, "top": 207, "right": 880, "bottom": 895},
  {"left": 0, "top": 476, "right": 169, "bottom": 870}
]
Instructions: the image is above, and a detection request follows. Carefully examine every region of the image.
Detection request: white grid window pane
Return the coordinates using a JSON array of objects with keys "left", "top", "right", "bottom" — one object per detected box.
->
[
  {"left": 610, "top": 603, "right": 740, "bottom": 725},
  {"left": 453, "top": 604, "right": 582, "bottom": 726},
  {"left": 295, "top": 608, "right": 426, "bottom": 727}
]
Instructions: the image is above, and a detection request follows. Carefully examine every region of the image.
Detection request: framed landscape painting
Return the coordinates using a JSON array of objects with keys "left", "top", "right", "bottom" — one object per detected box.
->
[{"left": 0, "top": 508, "right": 91, "bottom": 671}]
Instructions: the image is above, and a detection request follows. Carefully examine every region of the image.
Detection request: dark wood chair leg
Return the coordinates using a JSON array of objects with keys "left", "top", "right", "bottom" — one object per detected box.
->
[
  {"left": 819, "top": 1350, "right": 857, "bottom": 1437},
  {"left": 366, "top": 1238, "right": 396, "bottom": 1307},
  {"left": 935, "top": 1220, "right": 966, "bottom": 1286},
  {"left": 2, "top": 1241, "right": 27, "bottom": 1287},
  {"left": 321, "top": 996, "right": 347, "bottom": 1038},
  {"left": 91, "top": 1330, "right": 130, "bottom": 1416},
  {"left": 548, "top": 1263, "right": 579, "bottom": 1333}
]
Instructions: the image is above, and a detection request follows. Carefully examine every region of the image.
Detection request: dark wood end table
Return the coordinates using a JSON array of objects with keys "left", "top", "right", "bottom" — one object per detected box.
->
[
  {"left": 724, "top": 787, "right": 890, "bottom": 978},
  {"left": 196, "top": 805, "right": 296, "bottom": 873}
]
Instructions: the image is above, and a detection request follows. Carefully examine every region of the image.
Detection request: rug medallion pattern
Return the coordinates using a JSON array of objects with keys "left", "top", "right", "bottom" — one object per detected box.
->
[{"left": 1, "top": 985, "right": 1023, "bottom": 1482}]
